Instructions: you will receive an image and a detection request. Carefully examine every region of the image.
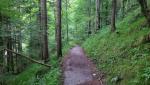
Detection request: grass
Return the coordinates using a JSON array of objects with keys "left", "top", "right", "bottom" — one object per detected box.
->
[{"left": 82, "top": 8, "right": 150, "bottom": 85}]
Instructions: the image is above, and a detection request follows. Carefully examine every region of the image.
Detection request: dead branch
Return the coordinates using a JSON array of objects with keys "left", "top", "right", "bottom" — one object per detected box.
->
[{"left": 4, "top": 48, "right": 51, "bottom": 68}]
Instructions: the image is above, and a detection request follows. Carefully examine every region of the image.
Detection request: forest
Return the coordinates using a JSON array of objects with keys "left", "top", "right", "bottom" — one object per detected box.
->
[{"left": 0, "top": 0, "right": 150, "bottom": 85}]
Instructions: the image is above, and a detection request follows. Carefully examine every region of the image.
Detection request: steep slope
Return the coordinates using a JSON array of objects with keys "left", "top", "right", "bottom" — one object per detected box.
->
[{"left": 83, "top": 8, "right": 150, "bottom": 85}]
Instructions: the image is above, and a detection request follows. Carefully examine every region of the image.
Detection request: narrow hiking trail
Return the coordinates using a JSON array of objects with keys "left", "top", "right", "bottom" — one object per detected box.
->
[{"left": 62, "top": 46, "right": 103, "bottom": 85}]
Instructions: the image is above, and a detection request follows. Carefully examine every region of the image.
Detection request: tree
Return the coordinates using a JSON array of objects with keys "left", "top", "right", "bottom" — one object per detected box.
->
[
  {"left": 111, "top": 0, "right": 117, "bottom": 32},
  {"left": 56, "top": 0, "right": 62, "bottom": 57},
  {"left": 137, "top": 0, "right": 150, "bottom": 26},
  {"left": 122, "top": 0, "right": 126, "bottom": 18},
  {"left": 65, "top": 0, "right": 69, "bottom": 42},
  {"left": 96, "top": 0, "right": 101, "bottom": 31},
  {"left": 88, "top": 0, "right": 92, "bottom": 36},
  {"left": 5, "top": 17, "right": 14, "bottom": 72},
  {"left": 40, "top": 0, "right": 49, "bottom": 62}
]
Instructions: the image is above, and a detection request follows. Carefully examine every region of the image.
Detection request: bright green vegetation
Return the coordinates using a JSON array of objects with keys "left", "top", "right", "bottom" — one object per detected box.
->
[
  {"left": 0, "top": 0, "right": 150, "bottom": 85},
  {"left": 83, "top": 8, "right": 150, "bottom": 85},
  {"left": 0, "top": 55, "right": 61, "bottom": 85}
]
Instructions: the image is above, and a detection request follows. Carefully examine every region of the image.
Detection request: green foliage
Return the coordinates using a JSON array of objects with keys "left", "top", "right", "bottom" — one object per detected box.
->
[
  {"left": 142, "top": 67, "right": 150, "bottom": 81},
  {"left": 0, "top": 55, "right": 61, "bottom": 85},
  {"left": 83, "top": 8, "right": 150, "bottom": 85},
  {"left": 0, "top": 0, "right": 150, "bottom": 84}
]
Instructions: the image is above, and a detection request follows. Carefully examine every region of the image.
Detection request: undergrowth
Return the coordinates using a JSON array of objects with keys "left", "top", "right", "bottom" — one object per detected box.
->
[
  {"left": 83, "top": 8, "right": 150, "bottom": 85},
  {"left": 0, "top": 55, "right": 61, "bottom": 85},
  {"left": 1, "top": 6, "right": 150, "bottom": 85}
]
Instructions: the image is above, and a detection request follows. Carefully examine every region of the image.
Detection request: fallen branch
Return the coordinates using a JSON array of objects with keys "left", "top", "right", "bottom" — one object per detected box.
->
[{"left": 4, "top": 48, "right": 51, "bottom": 68}]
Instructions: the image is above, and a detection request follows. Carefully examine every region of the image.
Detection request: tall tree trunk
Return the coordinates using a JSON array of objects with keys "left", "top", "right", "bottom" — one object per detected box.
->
[
  {"left": 4, "top": 17, "right": 14, "bottom": 72},
  {"left": 38, "top": 0, "right": 43, "bottom": 59},
  {"left": 65, "top": 0, "right": 69, "bottom": 42},
  {"left": 105, "top": 1, "right": 109, "bottom": 25},
  {"left": 137, "top": 0, "right": 150, "bottom": 26},
  {"left": 56, "top": 0, "right": 62, "bottom": 57},
  {"left": 88, "top": 0, "right": 91, "bottom": 36},
  {"left": 53, "top": 0, "right": 57, "bottom": 42},
  {"left": 122, "top": 0, "right": 126, "bottom": 18},
  {"left": 13, "top": 29, "right": 18, "bottom": 74},
  {"left": 17, "top": 31, "right": 22, "bottom": 72},
  {"left": 40, "top": 0, "right": 49, "bottom": 62},
  {"left": 96, "top": 0, "right": 101, "bottom": 31},
  {"left": 111, "top": 0, "right": 117, "bottom": 32},
  {"left": 8, "top": 22, "right": 14, "bottom": 72}
]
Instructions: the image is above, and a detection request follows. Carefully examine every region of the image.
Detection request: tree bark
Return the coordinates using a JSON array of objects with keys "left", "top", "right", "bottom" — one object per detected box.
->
[
  {"left": 7, "top": 38, "right": 13, "bottom": 72},
  {"left": 88, "top": 0, "right": 92, "bottom": 36},
  {"left": 56, "top": 0, "right": 62, "bottom": 57},
  {"left": 111, "top": 0, "right": 117, "bottom": 32},
  {"left": 4, "top": 17, "right": 14, "bottom": 72},
  {"left": 13, "top": 29, "right": 18, "bottom": 74},
  {"left": 38, "top": 0, "right": 44, "bottom": 59},
  {"left": 40, "top": 0, "right": 49, "bottom": 62},
  {"left": 122, "top": 0, "right": 125, "bottom": 18},
  {"left": 96, "top": 0, "right": 101, "bottom": 31},
  {"left": 65, "top": 0, "right": 69, "bottom": 42},
  {"left": 53, "top": 0, "right": 57, "bottom": 42}
]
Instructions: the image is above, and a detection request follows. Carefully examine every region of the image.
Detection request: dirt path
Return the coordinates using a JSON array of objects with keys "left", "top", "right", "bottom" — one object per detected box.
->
[{"left": 62, "top": 46, "right": 103, "bottom": 85}]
